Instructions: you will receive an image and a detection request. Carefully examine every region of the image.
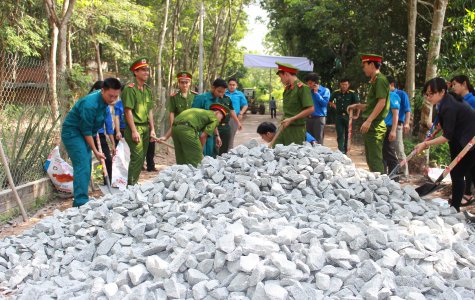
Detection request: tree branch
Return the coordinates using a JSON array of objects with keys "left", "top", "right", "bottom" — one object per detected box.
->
[{"left": 418, "top": 0, "right": 434, "bottom": 8}]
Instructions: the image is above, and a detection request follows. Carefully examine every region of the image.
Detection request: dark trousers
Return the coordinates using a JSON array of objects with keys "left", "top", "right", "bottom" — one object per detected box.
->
[
  {"left": 270, "top": 108, "right": 277, "bottom": 118},
  {"left": 449, "top": 142, "right": 475, "bottom": 211},
  {"left": 93, "top": 133, "right": 112, "bottom": 185},
  {"left": 217, "top": 124, "right": 231, "bottom": 156},
  {"left": 306, "top": 116, "right": 326, "bottom": 145},
  {"left": 465, "top": 174, "right": 473, "bottom": 195},
  {"left": 382, "top": 126, "right": 398, "bottom": 176},
  {"left": 335, "top": 115, "right": 349, "bottom": 153},
  {"left": 146, "top": 140, "right": 156, "bottom": 171}
]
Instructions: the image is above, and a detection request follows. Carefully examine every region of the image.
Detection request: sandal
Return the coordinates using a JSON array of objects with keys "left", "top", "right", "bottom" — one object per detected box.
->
[{"left": 461, "top": 195, "right": 475, "bottom": 207}]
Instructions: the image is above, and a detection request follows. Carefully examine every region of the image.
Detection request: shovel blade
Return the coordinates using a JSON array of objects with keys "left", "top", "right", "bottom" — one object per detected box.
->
[{"left": 415, "top": 182, "right": 442, "bottom": 197}]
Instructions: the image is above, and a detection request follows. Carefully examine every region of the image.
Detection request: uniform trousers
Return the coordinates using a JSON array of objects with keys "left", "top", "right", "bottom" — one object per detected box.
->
[
  {"left": 172, "top": 124, "right": 203, "bottom": 167},
  {"left": 124, "top": 123, "right": 149, "bottom": 185},
  {"left": 217, "top": 124, "right": 231, "bottom": 156},
  {"left": 146, "top": 141, "right": 156, "bottom": 171},
  {"left": 363, "top": 119, "right": 386, "bottom": 173},
  {"left": 62, "top": 131, "right": 91, "bottom": 207},
  {"left": 335, "top": 115, "right": 349, "bottom": 153},
  {"left": 228, "top": 118, "right": 239, "bottom": 150},
  {"left": 274, "top": 124, "right": 306, "bottom": 146}
]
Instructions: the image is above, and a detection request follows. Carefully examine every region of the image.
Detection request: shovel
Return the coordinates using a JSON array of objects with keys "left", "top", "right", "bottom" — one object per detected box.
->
[
  {"left": 416, "top": 135, "right": 475, "bottom": 197},
  {"left": 388, "top": 127, "right": 441, "bottom": 179},
  {"left": 96, "top": 134, "right": 112, "bottom": 194},
  {"left": 268, "top": 124, "right": 284, "bottom": 148}
]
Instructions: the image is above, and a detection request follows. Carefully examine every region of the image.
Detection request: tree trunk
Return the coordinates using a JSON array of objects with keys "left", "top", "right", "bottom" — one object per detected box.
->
[
  {"left": 405, "top": 0, "right": 417, "bottom": 100},
  {"left": 94, "top": 40, "right": 103, "bottom": 81},
  {"left": 420, "top": 0, "right": 448, "bottom": 135},
  {"left": 220, "top": 0, "right": 243, "bottom": 76},
  {"left": 156, "top": 0, "right": 170, "bottom": 135},
  {"left": 49, "top": 24, "right": 59, "bottom": 119},
  {"left": 67, "top": 25, "right": 73, "bottom": 70},
  {"left": 167, "top": 0, "right": 182, "bottom": 93}
]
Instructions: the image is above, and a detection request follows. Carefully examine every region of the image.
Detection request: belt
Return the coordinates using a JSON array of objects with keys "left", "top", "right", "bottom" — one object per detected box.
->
[
  {"left": 173, "top": 121, "right": 196, "bottom": 131},
  {"left": 308, "top": 115, "right": 325, "bottom": 119}
]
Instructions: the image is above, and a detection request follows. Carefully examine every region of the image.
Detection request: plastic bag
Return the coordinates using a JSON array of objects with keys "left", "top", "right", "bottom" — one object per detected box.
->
[
  {"left": 427, "top": 166, "right": 452, "bottom": 184},
  {"left": 111, "top": 139, "right": 130, "bottom": 190},
  {"left": 44, "top": 146, "right": 74, "bottom": 195}
]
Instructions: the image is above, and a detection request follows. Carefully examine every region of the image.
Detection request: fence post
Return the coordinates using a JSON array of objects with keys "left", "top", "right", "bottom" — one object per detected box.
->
[{"left": 0, "top": 137, "right": 28, "bottom": 222}]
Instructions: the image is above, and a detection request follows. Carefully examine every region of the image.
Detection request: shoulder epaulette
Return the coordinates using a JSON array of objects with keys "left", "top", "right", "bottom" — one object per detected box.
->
[
  {"left": 191, "top": 91, "right": 198, "bottom": 95},
  {"left": 333, "top": 89, "right": 341, "bottom": 93},
  {"left": 349, "top": 89, "right": 356, "bottom": 93},
  {"left": 297, "top": 82, "right": 303, "bottom": 88},
  {"left": 127, "top": 83, "right": 135, "bottom": 88}
]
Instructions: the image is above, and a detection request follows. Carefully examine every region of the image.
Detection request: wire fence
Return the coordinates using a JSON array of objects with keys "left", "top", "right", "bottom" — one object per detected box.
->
[{"left": 0, "top": 52, "right": 60, "bottom": 192}]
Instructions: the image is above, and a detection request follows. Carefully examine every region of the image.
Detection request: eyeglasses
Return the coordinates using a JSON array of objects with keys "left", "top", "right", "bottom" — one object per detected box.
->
[{"left": 424, "top": 92, "right": 436, "bottom": 98}]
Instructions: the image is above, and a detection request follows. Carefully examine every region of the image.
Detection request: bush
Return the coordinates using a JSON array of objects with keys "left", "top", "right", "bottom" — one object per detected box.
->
[{"left": 403, "top": 135, "right": 450, "bottom": 167}]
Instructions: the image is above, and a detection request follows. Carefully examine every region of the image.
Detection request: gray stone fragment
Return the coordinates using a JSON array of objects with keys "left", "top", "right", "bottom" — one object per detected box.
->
[
  {"left": 164, "top": 277, "right": 186, "bottom": 299},
  {"left": 145, "top": 255, "right": 170, "bottom": 278},
  {"left": 265, "top": 282, "right": 288, "bottom": 300},
  {"left": 127, "top": 264, "right": 149, "bottom": 286},
  {"left": 227, "top": 273, "right": 250, "bottom": 292},
  {"left": 186, "top": 268, "right": 209, "bottom": 286}
]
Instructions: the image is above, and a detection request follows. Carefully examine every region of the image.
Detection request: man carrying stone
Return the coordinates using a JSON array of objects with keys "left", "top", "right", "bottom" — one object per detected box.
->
[
  {"left": 122, "top": 57, "right": 156, "bottom": 185},
  {"left": 329, "top": 78, "right": 360, "bottom": 154},
  {"left": 347, "top": 54, "right": 390, "bottom": 173},
  {"left": 305, "top": 73, "right": 330, "bottom": 144},
  {"left": 273, "top": 62, "right": 314, "bottom": 146},
  {"left": 225, "top": 77, "right": 247, "bottom": 149},
  {"left": 388, "top": 76, "right": 411, "bottom": 178}
]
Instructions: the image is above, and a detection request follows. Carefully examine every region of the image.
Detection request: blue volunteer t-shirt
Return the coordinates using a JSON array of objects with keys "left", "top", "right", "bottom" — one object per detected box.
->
[
  {"left": 114, "top": 100, "right": 126, "bottom": 130},
  {"left": 464, "top": 92, "right": 475, "bottom": 109},
  {"left": 225, "top": 90, "right": 248, "bottom": 116},
  {"left": 394, "top": 88, "right": 411, "bottom": 123},
  {"left": 385, "top": 91, "right": 401, "bottom": 126}
]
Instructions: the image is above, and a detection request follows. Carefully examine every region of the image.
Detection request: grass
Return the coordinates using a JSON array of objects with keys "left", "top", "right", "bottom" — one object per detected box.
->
[{"left": 0, "top": 194, "right": 52, "bottom": 225}]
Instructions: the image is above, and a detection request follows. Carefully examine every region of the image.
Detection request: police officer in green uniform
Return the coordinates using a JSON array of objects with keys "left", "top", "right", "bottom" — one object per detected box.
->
[
  {"left": 329, "top": 78, "right": 360, "bottom": 154},
  {"left": 274, "top": 62, "right": 314, "bottom": 146},
  {"left": 171, "top": 104, "right": 228, "bottom": 166},
  {"left": 122, "top": 57, "right": 156, "bottom": 185},
  {"left": 192, "top": 78, "right": 239, "bottom": 157},
  {"left": 347, "top": 54, "right": 390, "bottom": 173},
  {"left": 160, "top": 71, "right": 197, "bottom": 141}
]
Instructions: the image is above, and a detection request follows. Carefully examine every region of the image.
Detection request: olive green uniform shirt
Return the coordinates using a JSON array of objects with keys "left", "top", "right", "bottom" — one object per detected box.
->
[
  {"left": 168, "top": 92, "right": 197, "bottom": 116},
  {"left": 174, "top": 108, "right": 219, "bottom": 136},
  {"left": 122, "top": 81, "right": 153, "bottom": 124},
  {"left": 362, "top": 73, "right": 390, "bottom": 121},
  {"left": 282, "top": 79, "right": 314, "bottom": 125},
  {"left": 330, "top": 89, "right": 360, "bottom": 115}
]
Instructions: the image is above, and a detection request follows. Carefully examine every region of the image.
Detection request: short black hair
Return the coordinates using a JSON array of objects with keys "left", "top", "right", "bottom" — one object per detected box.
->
[
  {"left": 89, "top": 81, "right": 104, "bottom": 94},
  {"left": 365, "top": 61, "right": 381, "bottom": 69},
  {"left": 387, "top": 76, "right": 396, "bottom": 85},
  {"left": 422, "top": 77, "right": 447, "bottom": 95},
  {"left": 257, "top": 122, "right": 277, "bottom": 134},
  {"left": 228, "top": 77, "right": 238, "bottom": 84},
  {"left": 212, "top": 78, "right": 228, "bottom": 89},
  {"left": 339, "top": 78, "right": 350, "bottom": 83},
  {"left": 304, "top": 73, "right": 320, "bottom": 83},
  {"left": 102, "top": 78, "right": 122, "bottom": 90}
]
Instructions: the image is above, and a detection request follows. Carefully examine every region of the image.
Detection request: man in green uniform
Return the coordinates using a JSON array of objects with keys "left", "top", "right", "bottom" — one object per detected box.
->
[
  {"left": 274, "top": 62, "right": 314, "bottom": 146},
  {"left": 172, "top": 104, "right": 228, "bottom": 166},
  {"left": 347, "top": 54, "right": 390, "bottom": 173},
  {"left": 192, "top": 78, "right": 240, "bottom": 157},
  {"left": 159, "top": 71, "right": 197, "bottom": 141},
  {"left": 122, "top": 57, "right": 156, "bottom": 185},
  {"left": 329, "top": 78, "right": 360, "bottom": 154}
]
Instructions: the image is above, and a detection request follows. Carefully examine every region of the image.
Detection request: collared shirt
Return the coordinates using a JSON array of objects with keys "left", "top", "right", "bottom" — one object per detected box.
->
[
  {"left": 362, "top": 72, "right": 390, "bottom": 122},
  {"left": 269, "top": 99, "right": 277, "bottom": 109},
  {"left": 168, "top": 91, "right": 196, "bottom": 116},
  {"left": 121, "top": 81, "right": 153, "bottom": 124},
  {"left": 192, "top": 91, "right": 234, "bottom": 124},
  {"left": 225, "top": 89, "right": 248, "bottom": 116},
  {"left": 330, "top": 89, "right": 360, "bottom": 115},
  {"left": 97, "top": 106, "right": 114, "bottom": 135},
  {"left": 384, "top": 92, "right": 401, "bottom": 127},
  {"left": 282, "top": 79, "right": 313, "bottom": 126},
  {"left": 174, "top": 108, "right": 220, "bottom": 136},
  {"left": 310, "top": 85, "right": 330, "bottom": 117},
  {"left": 393, "top": 88, "right": 411, "bottom": 123},
  {"left": 62, "top": 90, "right": 108, "bottom": 136},
  {"left": 463, "top": 92, "right": 475, "bottom": 109},
  {"left": 114, "top": 100, "right": 126, "bottom": 129},
  {"left": 439, "top": 93, "right": 475, "bottom": 147}
]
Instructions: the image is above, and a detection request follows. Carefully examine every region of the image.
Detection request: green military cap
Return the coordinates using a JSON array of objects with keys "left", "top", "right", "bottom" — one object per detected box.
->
[
  {"left": 275, "top": 62, "right": 299, "bottom": 75},
  {"left": 209, "top": 103, "right": 230, "bottom": 122},
  {"left": 130, "top": 57, "right": 149, "bottom": 72},
  {"left": 177, "top": 71, "right": 192, "bottom": 81},
  {"left": 360, "top": 53, "right": 383, "bottom": 63}
]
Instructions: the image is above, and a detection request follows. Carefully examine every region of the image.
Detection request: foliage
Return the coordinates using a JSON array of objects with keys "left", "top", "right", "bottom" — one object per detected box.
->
[
  {"left": 403, "top": 134, "right": 450, "bottom": 167},
  {"left": 67, "top": 63, "right": 93, "bottom": 98}
]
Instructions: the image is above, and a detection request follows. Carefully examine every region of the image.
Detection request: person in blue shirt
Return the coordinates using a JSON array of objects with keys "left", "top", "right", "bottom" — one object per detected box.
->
[
  {"left": 61, "top": 78, "right": 121, "bottom": 207},
  {"left": 257, "top": 122, "right": 316, "bottom": 145},
  {"left": 382, "top": 91, "right": 400, "bottom": 175},
  {"left": 225, "top": 77, "right": 247, "bottom": 149},
  {"left": 388, "top": 76, "right": 412, "bottom": 178},
  {"left": 113, "top": 98, "right": 126, "bottom": 147},
  {"left": 451, "top": 75, "right": 475, "bottom": 205},
  {"left": 304, "top": 73, "right": 330, "bottom": 145}
]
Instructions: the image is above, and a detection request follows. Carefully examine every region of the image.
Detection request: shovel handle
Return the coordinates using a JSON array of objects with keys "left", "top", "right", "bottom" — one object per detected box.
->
[
  {"left": 269, "top": 124, "right": 284, "bottom": 148},
  {"left": 96, "top": 134, "right": 112, "bottom": 193},
  {"left": 435, "top": 135, "right": 475, "bottom": 183},
  {"left": 156, "top": 139, "right": 175, "bottom": 149},
  {"left": 347, "top": 109, "right": 354, "bottom": 153}
]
